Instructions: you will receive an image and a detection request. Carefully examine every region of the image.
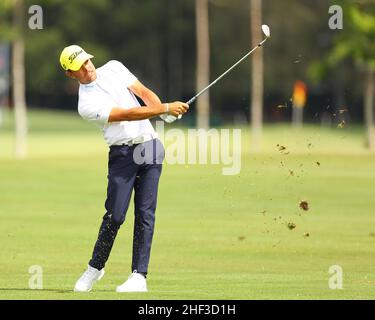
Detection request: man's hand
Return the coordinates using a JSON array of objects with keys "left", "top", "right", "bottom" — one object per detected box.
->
[
  {"left": 160, "top": 102, "right": 189, "bottom": 123},
  {"left": 166, "top": 101, "right": 189, "bottom": 117}
]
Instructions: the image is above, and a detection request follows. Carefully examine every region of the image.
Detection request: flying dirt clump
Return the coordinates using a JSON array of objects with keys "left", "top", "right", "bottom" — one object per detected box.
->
[
  {"left": 299, "top": 200, "right": 309, "bottom": 211},
  {"left": 276, "top": 144, "right": 290, "bottom": 155},
  {"left": 277, "top": 144, "right": 287, "bottom": 151},
  {"left": 287, "top": 222, "right": 296, "bottom": 230}
]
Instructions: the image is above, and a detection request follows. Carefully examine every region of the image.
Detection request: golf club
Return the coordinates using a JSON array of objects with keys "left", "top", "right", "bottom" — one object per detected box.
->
[{"left": 175, "top": 24, "right": 271, "bottom": 121}]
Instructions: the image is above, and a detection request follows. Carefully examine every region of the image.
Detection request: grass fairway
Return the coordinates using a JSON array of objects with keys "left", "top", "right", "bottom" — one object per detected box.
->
[{"left": 1, "top": 110, "right": 375, "bottom": 300}]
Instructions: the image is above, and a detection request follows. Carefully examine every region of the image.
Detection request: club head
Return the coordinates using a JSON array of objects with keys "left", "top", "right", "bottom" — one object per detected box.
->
[{"left": 262, "top": 24, "right": 271, "bottom": 38}]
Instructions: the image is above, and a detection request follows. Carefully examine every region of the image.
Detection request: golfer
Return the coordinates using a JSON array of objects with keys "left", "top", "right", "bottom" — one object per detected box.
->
[{"left": 59, "top": 45, "right": 188, "bottom": 292}]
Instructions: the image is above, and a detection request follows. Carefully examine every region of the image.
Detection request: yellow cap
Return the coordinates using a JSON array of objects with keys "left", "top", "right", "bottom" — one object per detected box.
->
[{"left": 59, "top": 45, "right": 94, "bottom": 71}]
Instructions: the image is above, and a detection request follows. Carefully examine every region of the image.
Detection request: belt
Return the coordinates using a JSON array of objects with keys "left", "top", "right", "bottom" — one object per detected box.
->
[{"left": 112, "top": 133, "right": 158, "bottom": 147}]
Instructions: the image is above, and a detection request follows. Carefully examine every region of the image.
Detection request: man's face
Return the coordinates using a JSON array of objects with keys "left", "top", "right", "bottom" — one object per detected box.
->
[{"left": 66, "top": 59, "right": 96, "bottom": 84}]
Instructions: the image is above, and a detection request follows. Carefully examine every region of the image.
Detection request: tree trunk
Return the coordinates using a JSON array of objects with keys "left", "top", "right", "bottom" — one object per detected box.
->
[
  {"left": 12, "top": 0, "right": 27, "bottom": 158},
  {"left": 250, "top": 0, "right": 263, "bottom": 151},
  {"left": 196, "top": 0, "right": 210, "bottom": 129},
  {"left": 364, "top": 68, "right": 374, "bottom": 150}
]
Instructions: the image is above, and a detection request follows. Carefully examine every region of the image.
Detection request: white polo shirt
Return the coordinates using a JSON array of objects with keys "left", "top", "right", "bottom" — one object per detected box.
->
[{"left": 78, "top": 60, "right": 157, "bottom": 146}]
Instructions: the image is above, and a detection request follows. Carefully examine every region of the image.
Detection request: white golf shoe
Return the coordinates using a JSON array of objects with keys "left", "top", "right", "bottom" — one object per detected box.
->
[
  {"left": 116, "top": 271, "right": 148, "bottom": 292},
  {"left": 74, "top": 265, "right": 105, "bottom": 292}
]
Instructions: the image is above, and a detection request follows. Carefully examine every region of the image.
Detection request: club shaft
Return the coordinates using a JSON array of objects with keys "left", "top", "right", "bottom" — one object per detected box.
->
[{"left": 186, "top": 37, "right": 268, "bottom": 106}]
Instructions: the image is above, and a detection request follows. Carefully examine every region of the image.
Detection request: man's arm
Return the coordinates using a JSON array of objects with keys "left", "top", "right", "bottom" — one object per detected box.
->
[
  {"left": 129, "top": 80, "right": 162, "bottom": 106},
  {"left": 128, "top": 80, "right": 181, "bottom": 123},
  {"left": 108, "top": 103, "right": 167, "bottom": 122},
  {"left": 108, "top": 80, "right": 188, "bottom": 122},
  {"left": 108, "top": 102, "right": 188, "bottom": 122}
]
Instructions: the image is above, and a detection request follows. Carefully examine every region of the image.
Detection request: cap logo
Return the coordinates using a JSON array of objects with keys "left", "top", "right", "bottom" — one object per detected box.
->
[{"left": 68, "top": 49, "right": 83, "bottom": 64}]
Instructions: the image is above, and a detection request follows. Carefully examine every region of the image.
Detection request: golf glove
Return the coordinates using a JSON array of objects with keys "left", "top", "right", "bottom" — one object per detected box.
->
[{"left": 160, "top": 114, "right": 178, "bottom": 123}]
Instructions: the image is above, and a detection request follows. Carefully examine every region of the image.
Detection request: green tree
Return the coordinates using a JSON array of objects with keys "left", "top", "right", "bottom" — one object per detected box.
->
[
  {"left": 310, "top": 0, "right": 375, "bottom": 149},
  {"left": 0, "top": 1, "right": 15, "bottom": 41}
]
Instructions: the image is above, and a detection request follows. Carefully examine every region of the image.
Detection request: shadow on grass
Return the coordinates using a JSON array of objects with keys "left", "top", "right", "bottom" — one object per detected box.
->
[
  {"left": 0, "top": 288, "right": 72, "bottom": 294},
  {"left": 0, "top": 288, "right": 118, "bottom": 294}
]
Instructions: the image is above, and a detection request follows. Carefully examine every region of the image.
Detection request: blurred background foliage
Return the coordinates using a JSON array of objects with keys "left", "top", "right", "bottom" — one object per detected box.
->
[{"left": 0, "top": 0, "right": 374, "bottom": 125}]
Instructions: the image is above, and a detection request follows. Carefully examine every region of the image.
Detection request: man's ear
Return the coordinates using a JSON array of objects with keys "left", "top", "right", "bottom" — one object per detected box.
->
[{"left": 65, "top": 70, "right": 75, "bottom": 79}]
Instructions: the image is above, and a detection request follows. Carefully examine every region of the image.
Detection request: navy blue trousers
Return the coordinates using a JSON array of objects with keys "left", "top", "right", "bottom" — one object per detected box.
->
[{"left": 89, "top": 139, "right": 164, "bottom": 274}]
